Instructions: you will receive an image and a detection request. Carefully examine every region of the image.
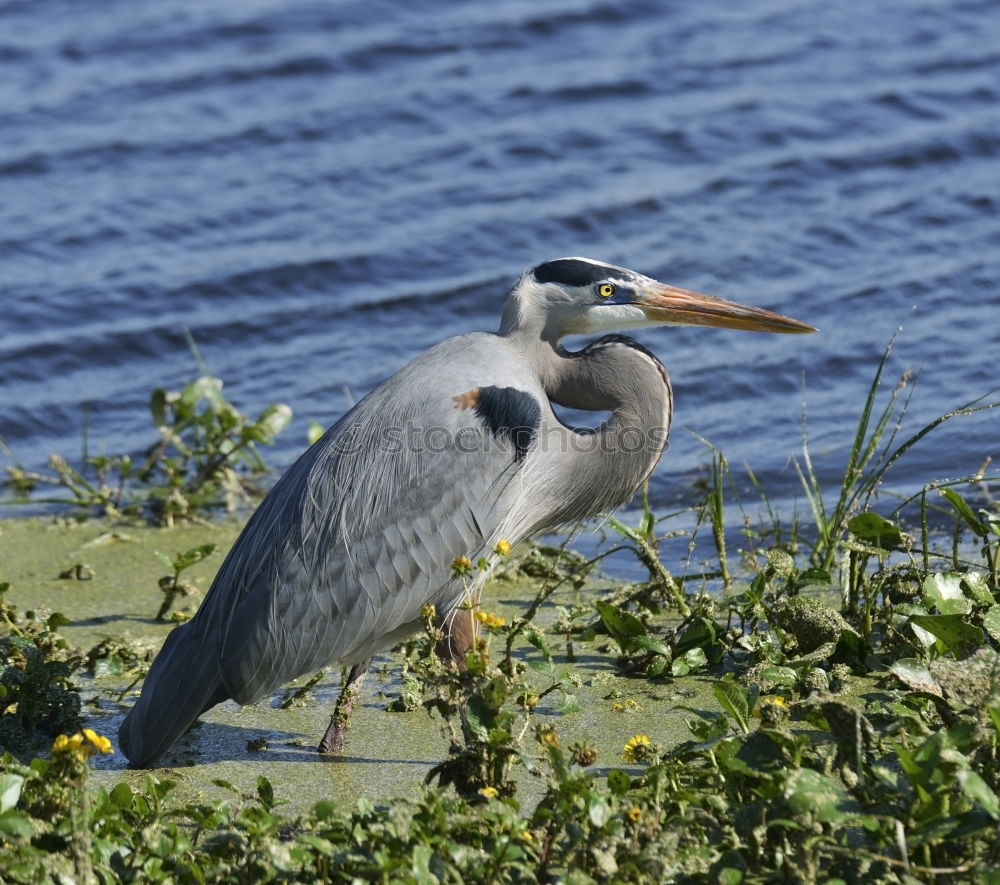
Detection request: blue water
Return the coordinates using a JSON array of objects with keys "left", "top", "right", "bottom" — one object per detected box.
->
[{"left": 2, "top": 0, "right": 998, "bottom": 524}]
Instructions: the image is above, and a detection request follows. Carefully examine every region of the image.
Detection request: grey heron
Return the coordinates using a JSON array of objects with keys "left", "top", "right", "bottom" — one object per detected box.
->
[{"left": 119, "top": 257, "right": 814, "bottom": 766}]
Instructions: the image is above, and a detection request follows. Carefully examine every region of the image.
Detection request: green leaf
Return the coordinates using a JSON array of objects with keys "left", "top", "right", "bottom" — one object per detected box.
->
[
  {"left": 257, "top": 776, "right": 275, "bottom": 809},
  {"left": 183, "top": 375, "right": 226, "bottom": 411},
  {"left": 314, "top": 799, "right": 337, "bottom": 820},
  {"left": 307, "top": 421, "right": 326, "bottom": 446},
  {"left": 984, "top": 607, "right": 1000, "bottom": 644},
  {"left": 922, "top": 573, "right": 972, "bottom": 615},
  {"left": 987, "top": 703, "right": 1000, "bottom": 736},
  {"left": 46, "top": 611, "right": 71, "bottom": 630},
  {"left": 524, "top": 628, "right": 553, "bottom": 662},
  {"left": 889, "top": 658, "right": 940, "bottom": 695},
  {"left": 628, "top": 634, "right": 671, "bottom": 658},
  {"left": 962, "top": 572, "right": 995, "bottom": 606},
  {"left": 150, "top": 388, "right": 168, "bottom": 427},
  {"left": 587, "top": 795, "right": 611, "bottom": 827},
  {"left": 559, "top": 693, "right": 580, "bottom": 714},
  {"left": 758, "top": 665, "right": 798, "bottom": 688},
  {"left": 782, "top": 767, "right": 854, "bottom": 824},
  {"left": 174, "top": 543, "right": 216, "bottom": 572},
  {"left": 796, "top": 568, "right": 832, "bottom": 587},
  {"left": 595, "top": 601, "right": 646, "bottom": 652},
  {"left": 675, "top": 617, "right": 717, "bottom": 656},
  {"left": 607, "top": 769, "right": 631, "bottom": 795},
  {"left": 110, "top": 782, "right": 134, "bottom": 808},
  {"left": 672, "top": 646, "right": 707, "bottom": 676},
  {"left": 847, "top": 512, "right": 903, "bottom": 550},
  {"left": 211, "top": 778, "right": 239, "bottom": 794},
  {"left": 255, "top": 403, "right": 293, "bottom": 438},
  {"left": 93, "top": 655, "right": 124, "bottom": 678},
  {"left": 713, "top": 681, "right": 751, "bottom": 735},
  {"left": 957, "top": 769, "right": 1000, "bottom": 820},
  {"left": 0, "top": 810, "right": 32, "bottom": 839},
  {"left": 939, "top": 488, "right": 989, "bottom": 537},
  {"left": 909, "top": 614, "right": 983, "bottom": 657},
  {"left": 0, "top": 774, "right": 24, "bottom": 814}
]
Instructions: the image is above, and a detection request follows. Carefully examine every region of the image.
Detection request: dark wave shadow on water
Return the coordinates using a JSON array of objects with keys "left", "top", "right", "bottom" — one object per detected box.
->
[{"left": 1, "top": 0, "right": 997, "bottom": 518}]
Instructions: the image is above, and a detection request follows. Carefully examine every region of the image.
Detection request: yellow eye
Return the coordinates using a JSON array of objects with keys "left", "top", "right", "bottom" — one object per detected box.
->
[{"left": 598, "top": 283, "right": 615, "bottom": 298}]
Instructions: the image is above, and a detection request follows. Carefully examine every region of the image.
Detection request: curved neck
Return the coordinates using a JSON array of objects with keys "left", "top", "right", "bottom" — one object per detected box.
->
[{"left": 511, "top": 328, "right": 673, "bottom": 522}]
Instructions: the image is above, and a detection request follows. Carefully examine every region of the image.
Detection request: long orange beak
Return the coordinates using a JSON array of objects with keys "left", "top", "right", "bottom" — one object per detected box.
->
[{"left": 638, "top": 282, "right": 816, "bottom": 334}]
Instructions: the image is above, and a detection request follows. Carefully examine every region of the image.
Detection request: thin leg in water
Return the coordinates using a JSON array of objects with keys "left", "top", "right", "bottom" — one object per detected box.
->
[
  {"left": 318, "top": 660, "right": 370, "bottom": 755},
  {"left": 436, "top": 600, "right": 480, "bottom": 669}
]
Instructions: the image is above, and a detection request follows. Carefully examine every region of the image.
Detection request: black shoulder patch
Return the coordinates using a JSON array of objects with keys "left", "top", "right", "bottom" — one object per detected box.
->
[
  {"left": 533, "top": 258, "right": 614, "bottom": 288},
  {"left": 474, "top": 386, "right": 541, "bottom": 461}
]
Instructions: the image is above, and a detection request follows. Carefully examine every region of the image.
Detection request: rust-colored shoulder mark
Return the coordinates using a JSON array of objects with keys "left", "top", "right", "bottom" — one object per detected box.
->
[{"left": 452, "top": 388, "right": 481, "bottom": 409}]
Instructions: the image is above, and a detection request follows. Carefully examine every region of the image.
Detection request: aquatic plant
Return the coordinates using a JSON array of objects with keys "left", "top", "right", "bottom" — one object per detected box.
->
[
  {"left": 153, "top": 543, "right": 216, "bottom": 621},
  {"left": 1, "top": 348, "right": 292, "bottom": 524},
  {"left": 0, "top": 583, "right": 81, "bottom": 754},
  {"left": 2, "top": 346, "right": 1000, "bottom": 881}
]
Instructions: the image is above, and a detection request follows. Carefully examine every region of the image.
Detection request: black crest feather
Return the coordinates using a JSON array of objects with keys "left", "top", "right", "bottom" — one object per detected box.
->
[{"left": 533, "top": 258, "right": 614, "bottom": 288}]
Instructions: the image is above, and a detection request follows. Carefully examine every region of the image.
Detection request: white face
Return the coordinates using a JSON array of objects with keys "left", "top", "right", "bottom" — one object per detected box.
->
[{"left": 578, "top": 302, "right": 651, "bottom": 334}]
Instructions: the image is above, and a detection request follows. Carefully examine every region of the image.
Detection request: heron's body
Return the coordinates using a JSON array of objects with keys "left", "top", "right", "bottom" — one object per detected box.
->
[{"left": 120, "top": 258, "right": 812, "bottom": 766}]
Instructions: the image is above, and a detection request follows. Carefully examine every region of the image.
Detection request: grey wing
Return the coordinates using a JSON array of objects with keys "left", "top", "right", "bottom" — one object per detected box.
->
[{"left": 190, "top": 336, "right": 544, "bottom": 705}]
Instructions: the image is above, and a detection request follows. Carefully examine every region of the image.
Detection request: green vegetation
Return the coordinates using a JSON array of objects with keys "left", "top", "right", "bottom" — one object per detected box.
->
[
  {"left": 1, "top": 347, "right": 292, "bottom": 524},
  {"left": 2, "top": 349, "right": 1000, "bottom": 882}
]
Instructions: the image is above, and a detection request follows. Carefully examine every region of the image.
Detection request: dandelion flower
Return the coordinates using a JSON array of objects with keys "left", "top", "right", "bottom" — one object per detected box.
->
[
  {"left": 83, "top": 728, "right": 114, "bottom": 755},
  {"left": 451, "top": 556, "right": 473, "bottom": 575},
  {"left": 53, "top": 729, "right": 114, "bottom": 761},
  {"left": 627, "top": 805, "right": 642, "bottom": 822},
  {"left": 495, "top": 540, "right": 511, "bottom": 556},
  {"left": 475, "top": 610, "right": 506, "bottom": 629},
  {"left": 621, "top": 733, "right": 652, "bottom": 763},
  {"left": 752, "top": 695, "right": 788, "bottom": 718},
  {"left": 537, "top": 725, "right": 560, "bottom": 748},
  {"left": 478, "top": 786, "right": 499, "bottom": 799}
]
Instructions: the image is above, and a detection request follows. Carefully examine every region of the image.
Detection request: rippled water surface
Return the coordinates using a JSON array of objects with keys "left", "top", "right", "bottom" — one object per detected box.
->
[{"left": 2, "top": 0, "right": 998, "bottom": 518}]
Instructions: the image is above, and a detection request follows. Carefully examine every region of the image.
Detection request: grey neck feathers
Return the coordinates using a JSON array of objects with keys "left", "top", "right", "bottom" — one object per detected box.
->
[{"left": 535, "top": 335, "right": 673, "bottom": 521}]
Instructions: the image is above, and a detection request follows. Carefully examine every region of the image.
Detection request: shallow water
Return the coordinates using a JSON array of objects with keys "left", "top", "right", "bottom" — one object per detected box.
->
[
  {"left": 1, "top": 516, "right": 716, "bottom": 809},
  {"left": 2, "top": 0, "right": 998, "bottom": 522}
]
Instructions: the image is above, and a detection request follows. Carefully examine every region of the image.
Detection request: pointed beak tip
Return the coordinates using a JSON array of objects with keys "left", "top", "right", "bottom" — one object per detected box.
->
[{"left": 639, "top": 283, "right": 816, "bottom": 335}]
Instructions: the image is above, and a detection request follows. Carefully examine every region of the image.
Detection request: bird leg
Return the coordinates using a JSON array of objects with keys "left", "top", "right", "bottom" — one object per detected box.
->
[
  {"left": 436, "top": 602, "right": 480, "bottom": 669},
  {"left": 317, "top": 604, "right": 478, "bottom": 755},
  {"left": 318, "top": 660, "right": 369, "bottom": 755}
]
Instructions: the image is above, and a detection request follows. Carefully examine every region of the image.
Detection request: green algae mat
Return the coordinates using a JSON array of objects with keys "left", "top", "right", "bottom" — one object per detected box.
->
[{"left": 3, "top": 500, "right": 1000, "bottom": 883}]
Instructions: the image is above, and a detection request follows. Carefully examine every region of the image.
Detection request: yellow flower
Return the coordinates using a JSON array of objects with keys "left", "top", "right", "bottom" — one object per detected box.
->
[
  {"left": 451, "top": 556, "right": 473, "bottom": 575},
  {"left": 420, "top": 603, "right": 437, "bottom": 620},
  {"left": 536, "top": 725, "right": 560, "bottom": 748},
  {"left": 519, "top": 693, "right": 540, "bottom": 710},
  {"left": 752, "top": 695, "right": 788, "bottom": 718},
  {"left": 610, "top": 698, "right": 641, "bottom": 713},
  {"left": 52, "top": 732, "right": 87, "bottom": 761},
  {"left": 474, "top": 610, "right": 506, "bottom": 629},
  {"left": 520, "top": 829, "right": 534, "bottom": 842},
  {"left": 627, "top": 805, "right": 642, "bottom": 822},
  {"left": 621, "top": 734, "right": 652, "bottom": 764},
  {"left": 52, "top": 729, "right": 114, "bottom": 760},
  {"left": 83, "top": 728, "right": 114, "bottom": 755},
  {"left": 494, "top": 540, "right": 511, "bottom": 557},
  {"left": 478, "top": 786, "right": 499, "bottom": 799}
]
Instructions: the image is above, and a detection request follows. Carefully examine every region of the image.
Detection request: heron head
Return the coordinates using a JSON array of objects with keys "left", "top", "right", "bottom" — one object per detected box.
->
[{"left": 510, "top": 257, "right": 815, "bottom": 339}]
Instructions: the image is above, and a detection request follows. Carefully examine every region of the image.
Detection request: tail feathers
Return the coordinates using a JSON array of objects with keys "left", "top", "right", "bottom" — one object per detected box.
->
[{"left": 118, "top": 622, "right": 228, "bottom": 767}]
